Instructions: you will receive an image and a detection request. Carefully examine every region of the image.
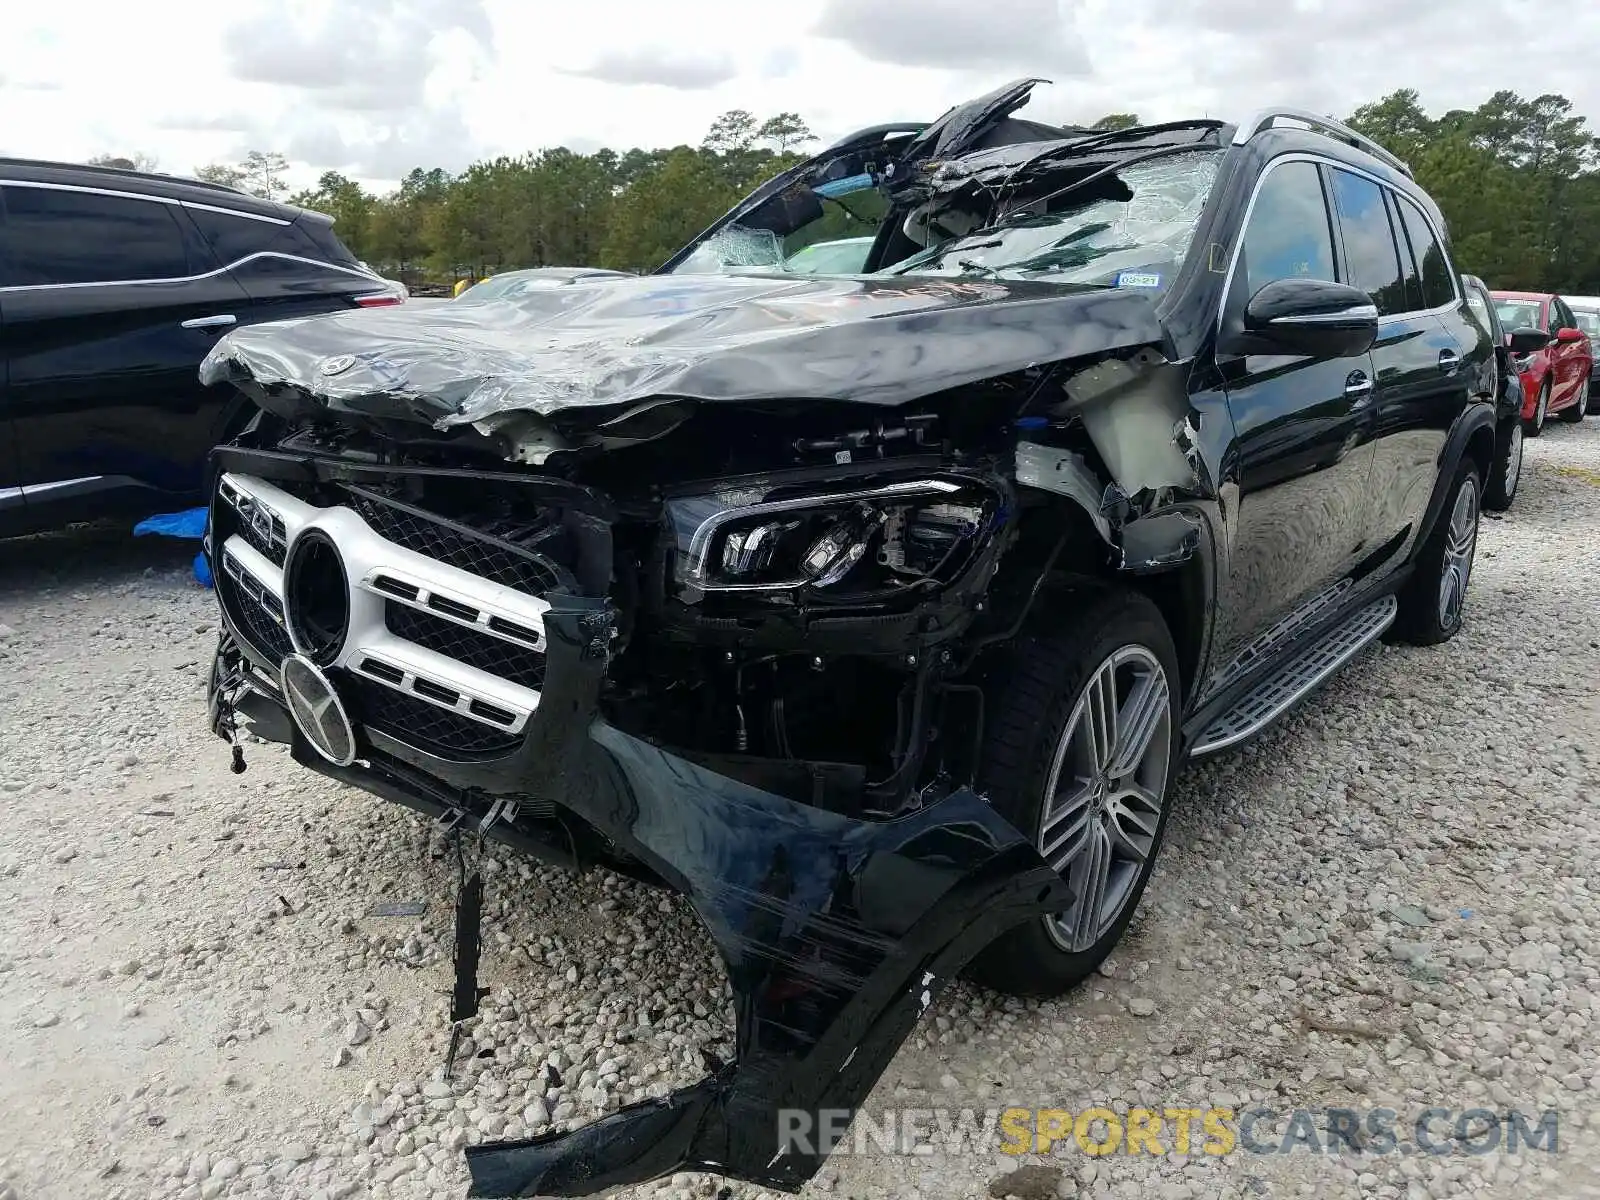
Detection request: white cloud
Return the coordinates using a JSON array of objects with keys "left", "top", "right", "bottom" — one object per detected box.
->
[
  {"left": 560, "top": 49, "right": 738, "bottom": 90},
  {"left": 0, "top": 0, "right": 1596, "bottom": 192}
]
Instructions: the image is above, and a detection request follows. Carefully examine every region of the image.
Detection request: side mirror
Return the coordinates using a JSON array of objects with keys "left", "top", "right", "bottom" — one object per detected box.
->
[
  {"left": 1554, "top": 326, "right": 1587, "bottom": 344},
  {"left": 1507, "top": 327, "right": 1550, "bottom": 354},
  {"left": 1242, "top": 278, "right": 1379, "bottom": 358}
]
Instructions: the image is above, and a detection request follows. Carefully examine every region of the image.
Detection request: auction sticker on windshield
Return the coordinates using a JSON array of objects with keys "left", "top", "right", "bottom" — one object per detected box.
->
[{"left": 1115, "top": 271, "right": 1162, "bottom": 288}]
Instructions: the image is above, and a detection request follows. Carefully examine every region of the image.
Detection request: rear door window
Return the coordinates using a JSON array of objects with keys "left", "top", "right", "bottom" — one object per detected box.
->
[
  {"left": 1393, "top": 196, "right": 1455, "bottom": 310},
  {"left": 1, "top": 185, "right": 195, "bottom": 285},
  {"left": 1328, "top": 169, "right": 1406, "bottom": 315}
]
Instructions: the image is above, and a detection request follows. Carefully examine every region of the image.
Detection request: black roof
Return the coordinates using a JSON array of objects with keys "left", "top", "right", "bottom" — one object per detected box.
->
[{"left": 0, "top": 156, "right": 315, "bottom": 223}]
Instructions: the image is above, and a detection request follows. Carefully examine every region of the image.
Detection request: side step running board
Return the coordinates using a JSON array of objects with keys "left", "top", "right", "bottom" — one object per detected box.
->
[{"left": 1189, "top": 595, "right": 1397, "bottom": 757}]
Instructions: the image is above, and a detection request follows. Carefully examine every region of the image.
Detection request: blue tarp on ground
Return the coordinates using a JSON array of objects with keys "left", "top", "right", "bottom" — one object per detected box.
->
[{"left": 133, "top": 506, "right": 212, "bottom": 587}]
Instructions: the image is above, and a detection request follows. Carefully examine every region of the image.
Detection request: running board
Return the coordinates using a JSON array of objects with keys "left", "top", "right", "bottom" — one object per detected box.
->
[{"left": 1189, "top": 594, "right": 1397, "bottom": 757}]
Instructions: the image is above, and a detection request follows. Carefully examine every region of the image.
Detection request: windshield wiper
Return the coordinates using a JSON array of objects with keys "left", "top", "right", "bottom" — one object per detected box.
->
[{"left": 891, "top": 237, "right": 1002, "bottom": 274}]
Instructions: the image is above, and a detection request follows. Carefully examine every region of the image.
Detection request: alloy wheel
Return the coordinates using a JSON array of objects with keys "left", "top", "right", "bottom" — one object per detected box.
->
[
  {"left": 1437, "top": 477, "right": 1479, "bottom": 629},
  {"left": 1037, "top": 645, "right": 1172, "bottom": 953},
  {"left": 1505, "top": 423, "right": 1523, "bottom": 498}
]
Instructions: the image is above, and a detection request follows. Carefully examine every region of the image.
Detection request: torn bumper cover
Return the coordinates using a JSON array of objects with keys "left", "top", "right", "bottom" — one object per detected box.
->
[{"left": 210, "top": 564, "right": 1068, "bottom": 1198}]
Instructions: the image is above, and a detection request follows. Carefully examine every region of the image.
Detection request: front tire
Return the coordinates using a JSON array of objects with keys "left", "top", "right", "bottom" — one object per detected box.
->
[
  {"left": 1394, "top": 461, "right": 1480, "bottom": 646},
  {"left": 965, "top": 584, "right": 1181, "bottom": 998},
  {"left": 1483, "top": 418, "right": 1522, "bottom": 512},
  {"left": 1525, "top": 380, "right": 1550, "bottom": 436}
]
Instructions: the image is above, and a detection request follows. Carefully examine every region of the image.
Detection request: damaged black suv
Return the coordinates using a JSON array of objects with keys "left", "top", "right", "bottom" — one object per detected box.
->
[{"left": 198, "top": 80, "right": 1495, "bottom": 1198}]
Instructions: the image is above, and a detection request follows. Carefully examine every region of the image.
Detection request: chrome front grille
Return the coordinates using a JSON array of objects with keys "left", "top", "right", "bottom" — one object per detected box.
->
[{"left": 214, "top": 472, "right": 564, "bottom": 761}]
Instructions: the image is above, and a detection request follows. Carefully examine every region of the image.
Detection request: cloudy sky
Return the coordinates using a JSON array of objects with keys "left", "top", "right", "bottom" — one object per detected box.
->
[{"left": 2, "top": 0, "right": 1595, "bottom": 193}]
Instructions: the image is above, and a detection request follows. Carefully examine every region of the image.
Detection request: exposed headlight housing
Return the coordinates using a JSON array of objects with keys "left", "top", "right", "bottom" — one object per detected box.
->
[{"left": 666, "top": 477, "right": 999, "bottom": 604}]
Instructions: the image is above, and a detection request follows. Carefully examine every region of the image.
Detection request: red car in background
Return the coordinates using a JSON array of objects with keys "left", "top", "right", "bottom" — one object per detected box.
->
[{"left": 1490, "top": 290, "right": 1593, "bottom": 434}]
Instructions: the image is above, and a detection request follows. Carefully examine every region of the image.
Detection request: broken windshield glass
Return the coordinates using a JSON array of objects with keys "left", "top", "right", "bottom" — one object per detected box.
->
[
  {"left": 887, "top": 150, "right": 1223, "bottom": 291},
  {"left": 669, "top": 188, "right": 890, "bottom": 276}
]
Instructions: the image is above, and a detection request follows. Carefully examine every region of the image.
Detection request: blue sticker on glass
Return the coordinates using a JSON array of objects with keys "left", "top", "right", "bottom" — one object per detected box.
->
[{"left": 1115, "top": 271, "right": 1162, "bottom": 288}]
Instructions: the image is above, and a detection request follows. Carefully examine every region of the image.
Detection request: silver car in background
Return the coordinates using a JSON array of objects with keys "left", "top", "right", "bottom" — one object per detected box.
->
[{"left": 1566, "top": 294, "right": 1600, "bottom": 412}]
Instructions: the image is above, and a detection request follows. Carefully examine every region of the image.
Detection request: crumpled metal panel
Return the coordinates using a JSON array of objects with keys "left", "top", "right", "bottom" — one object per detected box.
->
[{"left": 197, "top": 274, "right": 1164, "bottom": 444}]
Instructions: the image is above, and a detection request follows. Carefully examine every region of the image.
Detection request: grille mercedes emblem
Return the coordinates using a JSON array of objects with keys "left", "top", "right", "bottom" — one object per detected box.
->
[
  {"left": 319, "top": 354, "right": 356, "bottom": 376},
  {"left": 280, "top": 654, "right": 357, "bottom": 766}
]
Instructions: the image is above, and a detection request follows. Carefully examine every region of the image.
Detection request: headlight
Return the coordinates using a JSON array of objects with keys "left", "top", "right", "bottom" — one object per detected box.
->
[{"left": 665, "top": 477, "right": 999, "bottom": 602}]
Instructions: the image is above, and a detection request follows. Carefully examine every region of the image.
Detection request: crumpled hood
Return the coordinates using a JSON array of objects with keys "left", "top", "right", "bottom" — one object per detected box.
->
[{"left": 200, "top": 270, "right": 1165, "bottom": 434}]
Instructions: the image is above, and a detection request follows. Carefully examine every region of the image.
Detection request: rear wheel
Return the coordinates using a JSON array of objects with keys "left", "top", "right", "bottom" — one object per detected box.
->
[
  {"left": 1483, "top": 418, "right": 1522, "bottom": 512},
  {"left": 1560, "top": 382, "right": 1586, "bottom": 423},
  {"left": 965, "top": 584, "right": 1180, "bottom": 997},
  {"left": 1394, "top": 461, "right": 1480, "bottom": 646},
  {"left": 1525, "top": 380, "right": 1550, "bottom": 436}
]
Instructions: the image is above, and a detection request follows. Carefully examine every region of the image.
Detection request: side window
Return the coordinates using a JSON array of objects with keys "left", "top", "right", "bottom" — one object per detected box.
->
[
  {"left": 297, "top": 219, "right": 361, "bottom": 268},
  {"left": 1328, "top": 169, "right": 1406, "bottom": 315},
  {"left": 1394, "top": 196, "right": 1454, "bottom": 309},
  {"left": 1551, "top": 297, "right": 1575, "bottom": 332},
  {"left": 1389, "top": 194, "right": 1425, "bottom": 311},
  {"left": 1241, "top": 161, "right": 1336, "bottom": 296},
  {"left": 1, "top": 185, "right": 194, "bottom": 286}
]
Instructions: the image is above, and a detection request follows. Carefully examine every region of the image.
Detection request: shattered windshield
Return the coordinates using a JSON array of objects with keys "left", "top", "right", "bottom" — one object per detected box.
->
[
  {"left": 887, "top": 150, "right": 1223, "bottom": 291},
  {"left": 669, "top": 189, "right": 890, "bottom": 275}
]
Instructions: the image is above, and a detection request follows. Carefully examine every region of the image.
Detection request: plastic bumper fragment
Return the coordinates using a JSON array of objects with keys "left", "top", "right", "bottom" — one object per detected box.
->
[{"left": 466, "top": 727, "right": 1069, "bottom": 1196}]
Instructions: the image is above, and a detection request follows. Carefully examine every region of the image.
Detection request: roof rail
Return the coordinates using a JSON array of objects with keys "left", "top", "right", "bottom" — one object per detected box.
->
[
  {"left": 0, "top": 156, "right": 251, "bottom": 196},
  {"left": 1232, "top": 108, "right": 1413, "bottom": 178}
]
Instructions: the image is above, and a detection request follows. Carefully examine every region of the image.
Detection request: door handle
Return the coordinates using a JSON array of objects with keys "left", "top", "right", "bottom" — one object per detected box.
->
[
  {"left": 181, "top": 314, "right": 237, "bottom": 330},
  {"left": 1344, "top": 371, "right": 1374, "bottom": 407},
  {"left": 1438, "top": 348, "right": 1460, "bottom": 372}
]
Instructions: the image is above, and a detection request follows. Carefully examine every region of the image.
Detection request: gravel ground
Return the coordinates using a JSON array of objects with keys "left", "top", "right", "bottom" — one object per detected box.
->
[{"left": 2, "top": 421, "right": 1599, "bottom": 1200}]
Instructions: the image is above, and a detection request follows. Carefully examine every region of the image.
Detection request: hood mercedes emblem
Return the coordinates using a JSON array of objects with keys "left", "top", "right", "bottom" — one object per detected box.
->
[
  {"left": 319, "top": 354, "right": 356, "bottom": 376},
  {"left": 279, "top": 654, "right": 356, "bottom": 766}
]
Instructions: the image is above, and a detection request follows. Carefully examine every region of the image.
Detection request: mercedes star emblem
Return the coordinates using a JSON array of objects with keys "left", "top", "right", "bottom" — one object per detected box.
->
[
  {"left": 279, "top": 654, "right": 357, "bottom": 766},
  {"left": 319, "top": 354, "right": 356, "bottom": 376}
]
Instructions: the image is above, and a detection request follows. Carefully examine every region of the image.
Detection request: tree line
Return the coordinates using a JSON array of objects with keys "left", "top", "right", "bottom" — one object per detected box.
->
[
  {"left": 293, "top": 111, "right": 820, "bottom": 281},
  {"left": 93, "top": 90, "right": 1600, "bottom": 290}
]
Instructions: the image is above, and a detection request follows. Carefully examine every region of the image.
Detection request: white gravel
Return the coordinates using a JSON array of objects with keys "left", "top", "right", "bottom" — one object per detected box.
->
[{"left": 3, "top": 422, "right": 1599, "bottom": 1200}]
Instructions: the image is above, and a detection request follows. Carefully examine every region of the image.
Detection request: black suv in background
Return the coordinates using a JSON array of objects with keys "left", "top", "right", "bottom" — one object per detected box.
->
[
  {"left": 199, "top": 81, "right": 1497, "bottom": 1198},
  {"left": 1462, "top": 272, "right": 1547, "bottom": 510},
  {"left": 0, "top": 159, "right": 399, "bottom": 537}
]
